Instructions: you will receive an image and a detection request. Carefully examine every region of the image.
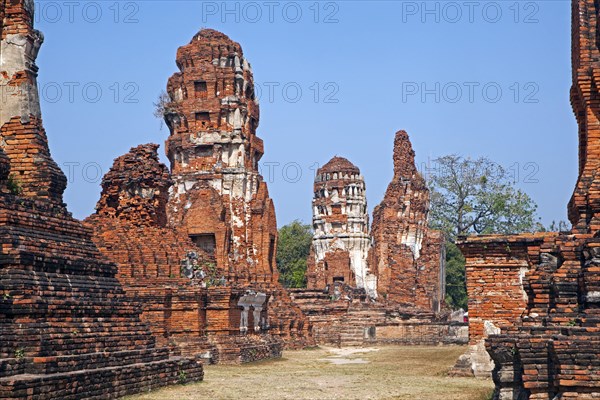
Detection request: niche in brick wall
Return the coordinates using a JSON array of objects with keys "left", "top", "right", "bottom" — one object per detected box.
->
[
  {"left": 195, "top": 145, "right": 213, "bottom": 157},
  {"left": 268, "top": 235, "right": 276, "bottom": 274},
  {"left": 194, "top": 80, "right": 208, "bottom": 98},
  {"left": 195, "top": 111, "right": 210, "bottom": 128},
  {"left": 190, "top": 233, "right": 216, "bottom": 255}
]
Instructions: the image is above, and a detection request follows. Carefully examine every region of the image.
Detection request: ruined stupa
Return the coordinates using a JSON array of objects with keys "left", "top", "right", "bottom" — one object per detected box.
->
[
  {"left": 306, "top": 156, "right": 376, "bottom": 297},
  {"left": 291, "top": 131, "right": 457, "bottom": 347},
  {"left": 164, "top": 29, "right": 276, "bottom": 284},
  {"left": 370, "top": 131, "right": 445, "bottom": 312}
]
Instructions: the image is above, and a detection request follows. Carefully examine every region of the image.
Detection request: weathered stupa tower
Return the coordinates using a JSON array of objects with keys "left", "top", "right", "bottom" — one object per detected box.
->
[
  {"left": 306, "top": 157, "right": 376, "bottom": 297},
  {"left": 369, "top": 131, "right": 445, "bottom": 312},
  {"left": 164, "top": 29, "right": 277, "bottom": 284},
  {"left": 85, "top": 29, "right": 314, "bottom": 360}
]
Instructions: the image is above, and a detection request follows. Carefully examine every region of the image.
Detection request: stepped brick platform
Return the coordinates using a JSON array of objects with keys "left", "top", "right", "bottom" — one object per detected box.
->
[
  {"left": 289, "top": 288, "right": 466, "bottom": 347},
  {"left": 455, "top": 1, "right": 600, "bottom": 398},
  {"left": 0, "top": 1, "right": 202, "bottom": 398}
]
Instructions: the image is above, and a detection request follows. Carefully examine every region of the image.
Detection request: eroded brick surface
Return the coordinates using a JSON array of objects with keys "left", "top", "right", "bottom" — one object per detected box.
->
[
  {"left": 369, "top": 131, "right": 445, "bottom": 312},
  {"left": 457, "top": 2, "right": 600, "bottom": 397},
  {"left": 0, "top": 2, "right": 203, "bottom": 399}
]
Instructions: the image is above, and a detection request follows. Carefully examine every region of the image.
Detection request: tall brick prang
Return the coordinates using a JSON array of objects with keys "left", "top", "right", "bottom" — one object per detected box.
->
[
  {"left": 0, "top": 2, "right": 204, "bottom": 399},
  {"left": 568, "top": 0, "right": 600, "bottom": 234},
  {"left": 163, "top": 28, "right": 312, "bottom": 349},
  {"left": 165, "top": 29, "right": 276, "bottom": 285},
  {"left": 369, "top": 131, "right": 445, "bottom": 312},
  {"left": 0, "top": 0, "right": 66, "bottom": 203}
]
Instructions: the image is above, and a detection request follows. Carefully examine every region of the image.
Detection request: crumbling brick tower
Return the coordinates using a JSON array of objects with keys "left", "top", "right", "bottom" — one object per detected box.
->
[
  {"left": 457, "top": 1, "right": 600, "bottom": 397},
  {"left": 165, "top": 29, "right": 277, "bottom": 285},
  {"left": 144, "top": 28, "right": 313, "bottom": 350},
  {"left": 306, "top": 157, "right": 376, "bottom": 297},
  {"left": 85, "top": 144, "right": 220, "bottom": 358},
  {"left": 369, "top": 131, "right": 445, "bottom": 312},
  {"left": 85, "top": 143, "right": 295, "bottom": 363},
  {"left": 0, "top": 1, "right": 203, "bottom": 398}
]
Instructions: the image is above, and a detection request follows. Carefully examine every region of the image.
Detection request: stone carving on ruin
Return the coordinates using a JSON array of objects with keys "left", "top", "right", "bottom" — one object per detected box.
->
[
  {"left": 0, "top": 2, "right": 204, "bottom": 398},
  {"left": 238, "top": 292, "right": 267, "bottom": 333}
]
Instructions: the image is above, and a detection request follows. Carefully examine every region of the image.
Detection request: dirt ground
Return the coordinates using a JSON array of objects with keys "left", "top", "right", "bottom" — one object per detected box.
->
[{"left": 125, "top": 345, "right": 494, "bottom": 400}]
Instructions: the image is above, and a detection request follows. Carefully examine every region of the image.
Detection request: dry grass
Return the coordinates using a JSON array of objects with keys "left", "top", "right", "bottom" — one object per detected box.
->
[{"left": 125, "top": 345, "right": 493, "bottom": 400}]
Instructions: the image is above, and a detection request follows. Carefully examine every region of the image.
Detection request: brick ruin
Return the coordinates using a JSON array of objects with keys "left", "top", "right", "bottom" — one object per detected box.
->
[
  {"left": 455, "top": 1, "right": 600, "bottom": 398},
  {"left": 0, "top": 1, "right": 204, "bottom": 399},
  {"left": 163, "top": 29, "right": 270, "bottom": 284},
  {"left": 452, "top": 234, "right": 551, "bottom": 378},
  {"left": 85, "top": 29, "right": 313, "bottom": 364},
  {"left": 306, "top": 157, "right": 376, "bottom": 297},
  {"left": 369, "top": 130, "right": 446, "bottom": 312},
  {"left": 291, "top": 130, "right": 463, "bottom": 347}
]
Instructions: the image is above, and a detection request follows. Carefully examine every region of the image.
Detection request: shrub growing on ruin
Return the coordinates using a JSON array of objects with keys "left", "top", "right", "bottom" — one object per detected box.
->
[{"left": 7, "top": 173, "right": 22, "bottom": 195}]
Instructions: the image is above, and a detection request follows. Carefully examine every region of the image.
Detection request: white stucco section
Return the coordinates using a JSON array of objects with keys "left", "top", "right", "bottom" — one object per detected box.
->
[{"left": 0, "top": 32, "right": 43, "bottom": 128}]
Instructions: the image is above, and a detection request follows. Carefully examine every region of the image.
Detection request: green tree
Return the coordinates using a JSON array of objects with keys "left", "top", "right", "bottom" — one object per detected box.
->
[
  {"left": 428, "top": 155, "right": 541, "bottom": 310},
  {"left": 429, "top": 155, "right": 540, "bottom": 241},
  {"left": 276, "top": 220, "right": 313, "bottom": 288},
  {"left": 445, "top": 242, "right": 467, "bottom": 310}
]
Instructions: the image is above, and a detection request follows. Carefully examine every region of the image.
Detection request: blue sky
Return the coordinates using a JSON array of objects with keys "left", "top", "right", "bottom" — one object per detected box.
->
[{"left": 35, "top": 1, "right": 574, "bottom": 227}]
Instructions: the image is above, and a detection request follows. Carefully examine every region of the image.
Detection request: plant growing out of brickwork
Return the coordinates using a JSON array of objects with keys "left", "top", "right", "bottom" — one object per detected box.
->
[
  {"left": 153, "top": 90, "right": 177, "bottom": 130},
  {"left": 177, "top": 368, "right": 188, "bottom": 384},
  {"left": 7, "top": 174, "right": 22, "bottom": 195},
  {"left": 153, "top": 91, "right": 174, "bottom": 119},
  {"left": 15, "top": 348, "right": 25, "bottom": 359}
]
